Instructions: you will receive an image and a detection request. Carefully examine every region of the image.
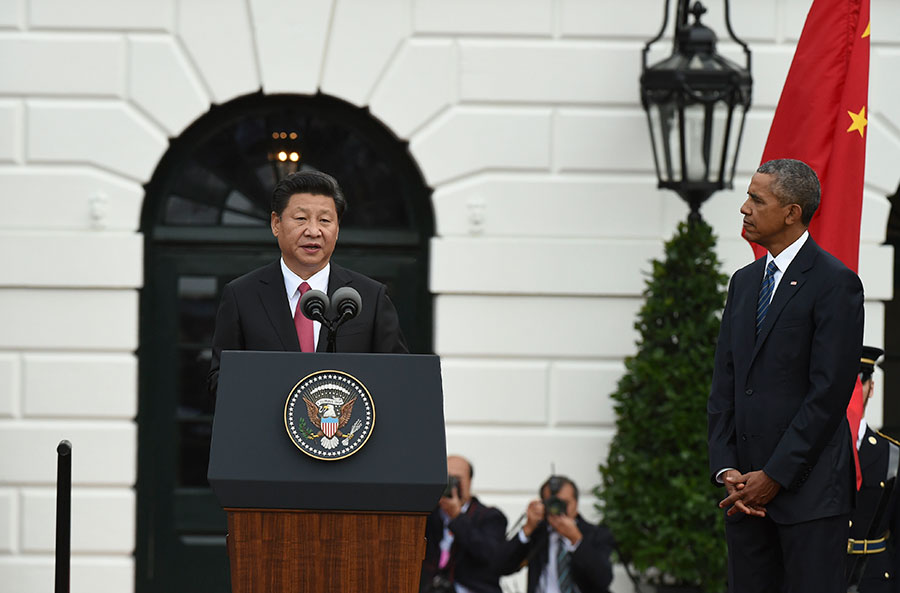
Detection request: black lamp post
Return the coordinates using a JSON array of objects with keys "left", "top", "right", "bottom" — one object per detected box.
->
[{"left": 641, "top": 0, "right": 752, "bottom": 222}]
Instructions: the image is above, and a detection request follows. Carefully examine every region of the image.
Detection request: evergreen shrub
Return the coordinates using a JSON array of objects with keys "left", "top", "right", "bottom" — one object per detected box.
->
[{"left": 596, "top": 219, "right": 729, "bottom": 591}]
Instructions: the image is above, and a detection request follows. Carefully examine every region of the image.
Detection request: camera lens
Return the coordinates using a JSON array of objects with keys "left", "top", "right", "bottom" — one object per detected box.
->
[{"left": 544, "top": 495, "right": 565, "bottom": 515}]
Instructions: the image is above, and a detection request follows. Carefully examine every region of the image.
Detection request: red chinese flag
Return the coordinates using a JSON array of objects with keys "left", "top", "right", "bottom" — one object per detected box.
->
[
  {"left": 750, "top": 0, "right": 870, "bottom": 489},
  {"left": 750, "top": 0, "right": 869, "bottom": 270}
]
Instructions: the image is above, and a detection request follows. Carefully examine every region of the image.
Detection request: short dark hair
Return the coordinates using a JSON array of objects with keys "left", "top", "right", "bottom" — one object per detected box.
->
[
  {"left": 540, "top": 475, "right": 578, "bottom": 501},
  {"left": 271, "top": 170, "right": 347, "bottom": 220},
  {"left": 756, "top": 159, "right": 820, "bottom": 226}
]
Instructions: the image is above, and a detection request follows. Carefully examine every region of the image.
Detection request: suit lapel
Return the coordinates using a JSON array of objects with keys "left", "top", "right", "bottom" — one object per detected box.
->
[
  {"left": 737, "top": 258, "right": 766, "bottom": 347},
  {"left": 317, "top": 263, "right": 354, "bottom": 352},
  {"left": 257, "top": 260, "right": 301, "bottom": 351},
  {"left": 732, "top": 258, "right": 766, "bottom": 388},
  {"left": 750, "top": 237, "right": 819, "bottom": 364}
]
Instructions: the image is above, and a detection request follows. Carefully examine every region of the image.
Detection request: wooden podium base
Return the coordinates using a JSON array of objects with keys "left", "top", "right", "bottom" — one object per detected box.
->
[{"left": 226, "top": 509, "right": 427, "bottom": 593}]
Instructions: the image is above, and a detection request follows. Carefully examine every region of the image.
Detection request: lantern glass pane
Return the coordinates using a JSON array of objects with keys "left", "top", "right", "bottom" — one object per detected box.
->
[
  {"left": 707, "top": 101, "right": 731, "bottom": 184},
  {"left": 683, "top": 104, "right": 707, "bottom": 182},
  {"left": 650, "top": 102, "right": 679, "bottom": 183},
  {"left": 725, "top": 104, "right": 749, "bottom": 186}
]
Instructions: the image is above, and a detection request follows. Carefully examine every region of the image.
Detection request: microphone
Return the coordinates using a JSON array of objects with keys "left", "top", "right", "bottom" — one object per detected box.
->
[
  {"left": 323, "top": 287, "right": 362, "bottom": 354},
  {"left": 300, "top": 289, "right": 330, "bottom": 325},
  {"left": 330, "top": 287, "right": 362, "bottom": 322}
]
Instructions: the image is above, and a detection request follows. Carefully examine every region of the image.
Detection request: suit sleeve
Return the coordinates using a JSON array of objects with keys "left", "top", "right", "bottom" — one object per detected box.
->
[
  {"left": 707, "top": 275, "right": 739, "bottom": 484},
  {"left": 885, "top": 486, "right": 900, "bottom": 593},
  {"left": 371, "top": 284, "right": 408, "bottom": 354},
  {"left": 448, "top": 506, "right": 508, "bottom": 570},
  {"left": 570, "top": 523, "right": 614, "bottom": 592},
  {"left": 891, "top": 488, "right": 900, "bottom": 593},
  {"left": 763, "top": 267, "right": 864, "bottom": 490},
  {"left": 495, "top": 530, "right": 534, "bottom": 576},
  {"left": 207, "top": 283, "right": 243, "bottom": 400}
]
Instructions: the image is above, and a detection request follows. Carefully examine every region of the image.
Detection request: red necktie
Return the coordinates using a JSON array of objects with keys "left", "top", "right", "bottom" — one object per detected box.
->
[{"left": 294, "top": 282, "right": 315, "bottom": 352}]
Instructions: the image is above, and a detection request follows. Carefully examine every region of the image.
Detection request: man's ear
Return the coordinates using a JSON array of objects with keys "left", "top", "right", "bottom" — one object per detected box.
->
[
  {"left": 784, "top": 203, "right": 803, "bottom": 225},
  {"left": 271, "top": 211, "right": 280, "bottom": 236}
]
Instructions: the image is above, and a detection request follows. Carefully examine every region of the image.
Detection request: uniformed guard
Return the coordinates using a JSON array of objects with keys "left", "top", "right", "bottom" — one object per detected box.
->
[{"left": 846, "top": 346, "right": 900, "bottom": 592}]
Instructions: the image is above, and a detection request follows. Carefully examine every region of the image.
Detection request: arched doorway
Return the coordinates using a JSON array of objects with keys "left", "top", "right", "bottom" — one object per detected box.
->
[{"left": 136, "top": 93, "right": 433, "bottom": 593}]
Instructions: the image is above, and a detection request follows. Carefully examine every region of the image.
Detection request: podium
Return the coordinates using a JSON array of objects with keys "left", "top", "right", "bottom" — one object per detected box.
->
[{"left": 208, "top": 351, "right": 447, "bottom": 593}]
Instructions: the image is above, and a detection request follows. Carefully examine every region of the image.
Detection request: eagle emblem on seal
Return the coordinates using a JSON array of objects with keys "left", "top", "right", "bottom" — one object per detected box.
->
[
  {"left": 285, "top": 371, "right": 374, "bottom": 460},
  {"left": 303, "top": 389, "right": 362, "bottom": 449}
]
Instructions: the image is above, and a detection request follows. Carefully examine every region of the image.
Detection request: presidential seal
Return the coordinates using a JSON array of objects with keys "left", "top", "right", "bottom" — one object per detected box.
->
[{"left": 284, "top": 370, "right": 375, "bottom": 461}]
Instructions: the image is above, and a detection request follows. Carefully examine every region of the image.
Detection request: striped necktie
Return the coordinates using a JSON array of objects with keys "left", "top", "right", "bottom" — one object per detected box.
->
[
  {"left": 557, "top": 538, "right": 576, "bottom": 593},
  {"left": 756, "top": 261, "right": 778, "bottom": 335}
]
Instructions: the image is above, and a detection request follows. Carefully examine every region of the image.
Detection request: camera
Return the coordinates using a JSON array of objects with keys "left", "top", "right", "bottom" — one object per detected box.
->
[
  {"left": 442, "top": 475, "right": 460, "bottom": 498},
  {"left": 543, "top": 475, "right": 566, "bottom": 515}
]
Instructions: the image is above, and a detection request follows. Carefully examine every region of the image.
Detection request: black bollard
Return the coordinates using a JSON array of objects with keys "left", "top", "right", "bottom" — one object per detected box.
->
[{"left": 55, "top": 440, "right": 72, "bottom": 593}]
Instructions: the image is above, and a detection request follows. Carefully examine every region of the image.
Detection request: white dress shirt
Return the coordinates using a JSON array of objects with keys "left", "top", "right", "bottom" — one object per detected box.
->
[
  {"left": 280, "top": 258, "right": 330, "bottom": 351},
  {"left": 762, "top": 230, "right": 809, "bottom": 302},
  {"left": 517, "top": 526, "right": 581, "bottom": 593}
]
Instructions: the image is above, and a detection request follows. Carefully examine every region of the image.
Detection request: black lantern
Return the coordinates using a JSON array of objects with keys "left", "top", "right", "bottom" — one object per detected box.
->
[{"left": 641, "top": 0, "right": 752, "bottom": 221}]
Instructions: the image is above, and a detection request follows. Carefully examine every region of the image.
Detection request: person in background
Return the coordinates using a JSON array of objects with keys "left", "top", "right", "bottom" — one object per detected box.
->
[
  {"left": 497, "top": 475, "right": 614, "bottom": 593},
  {"left": 846, "top": 346, "right": 900, "bottom": 591},
  {"left": 420, "top": 455, "right": 507, "bottom": 593}
]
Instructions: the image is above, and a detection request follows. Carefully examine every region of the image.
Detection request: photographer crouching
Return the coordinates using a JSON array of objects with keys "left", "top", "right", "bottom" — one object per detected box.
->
[
  {"left": 498, "top": 476, "right": 614, "bottom": 593},
  {"left": 420, "top": 455, "right": 508, "bottom": 593}
]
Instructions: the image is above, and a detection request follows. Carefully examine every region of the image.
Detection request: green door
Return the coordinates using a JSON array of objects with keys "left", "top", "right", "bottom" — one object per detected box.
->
[{"left": 139, "top": 249, "right": 266, "bottom": 593}]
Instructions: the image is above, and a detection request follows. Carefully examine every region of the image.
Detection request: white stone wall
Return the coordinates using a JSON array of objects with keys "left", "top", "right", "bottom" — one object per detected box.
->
[{"left": 0, "top": 1, "right": 896, "bottom": 592}]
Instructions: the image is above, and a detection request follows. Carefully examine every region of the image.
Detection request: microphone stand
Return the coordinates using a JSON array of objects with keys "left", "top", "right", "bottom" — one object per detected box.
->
[
  {"left": 325, "top": 309, "right": 356, "bottom": 353},
  {"left": 325, "top": 322, "right": 337, "bottom": 353}
]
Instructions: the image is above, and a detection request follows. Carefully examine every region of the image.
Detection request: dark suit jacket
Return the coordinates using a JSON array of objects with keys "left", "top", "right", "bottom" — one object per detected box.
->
[
  {"left": 420, "top": 497, "right": 508, "bottom": 593},
  {"left": 497, "top": 517, "right": 614, "bottom": 593},
  {"left": 847, "top": 426, "right": 900, "bottom": 592},
  {"left": 707, "top": 236, "right": 864, "bottom": 524},
  {"left": 208, "top": 260, "right": 408, "bottom": 397}
]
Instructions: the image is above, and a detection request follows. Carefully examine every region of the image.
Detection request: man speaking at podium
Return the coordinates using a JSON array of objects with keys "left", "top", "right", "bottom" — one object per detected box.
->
[{"left": 207, "top": 170, "right": 408, "bottom": 398}]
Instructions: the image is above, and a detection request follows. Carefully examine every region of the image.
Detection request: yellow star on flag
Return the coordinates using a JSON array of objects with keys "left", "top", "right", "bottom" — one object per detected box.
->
[
  {"left": 862, "top": 21, "right": 870, "bottom": 38},
  {"left": 847, "top": 106, "right": 867, "bottom": 138}
]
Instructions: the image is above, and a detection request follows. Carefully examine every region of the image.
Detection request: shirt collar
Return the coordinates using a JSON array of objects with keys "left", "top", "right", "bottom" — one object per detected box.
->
[
  {"left": 857, "top": 418, "right": 868, "bottom": 450},
  {"left": 766, "top": 230, "right": 809, "bottom": 274},
  {"left": 280, "top": 258, "right": 330, "bottom": 299}
]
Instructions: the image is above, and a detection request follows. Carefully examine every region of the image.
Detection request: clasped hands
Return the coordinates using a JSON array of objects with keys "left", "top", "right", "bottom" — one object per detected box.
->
[{"left": 718, "top": 469, "right": 781, "bottom": 517}]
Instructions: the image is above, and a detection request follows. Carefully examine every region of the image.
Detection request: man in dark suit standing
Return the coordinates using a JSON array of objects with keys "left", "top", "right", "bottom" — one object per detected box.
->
[
  {"left": 208, "top": 170, "right": 407, "bottom": 397},
  {"left": 708, "top": 158, "right": 864, "bottom": 592},
  {"left": 497, "top": 476, "right": 614, "bottom": 593},
  {"left": 846, "top": 346, "right": 900, "bottom": 591}
]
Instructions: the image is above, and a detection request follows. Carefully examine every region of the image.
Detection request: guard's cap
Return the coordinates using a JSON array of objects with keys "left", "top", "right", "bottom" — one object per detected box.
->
[{"left": 861, "top": 346, "right": 884, "bottom": 376}]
